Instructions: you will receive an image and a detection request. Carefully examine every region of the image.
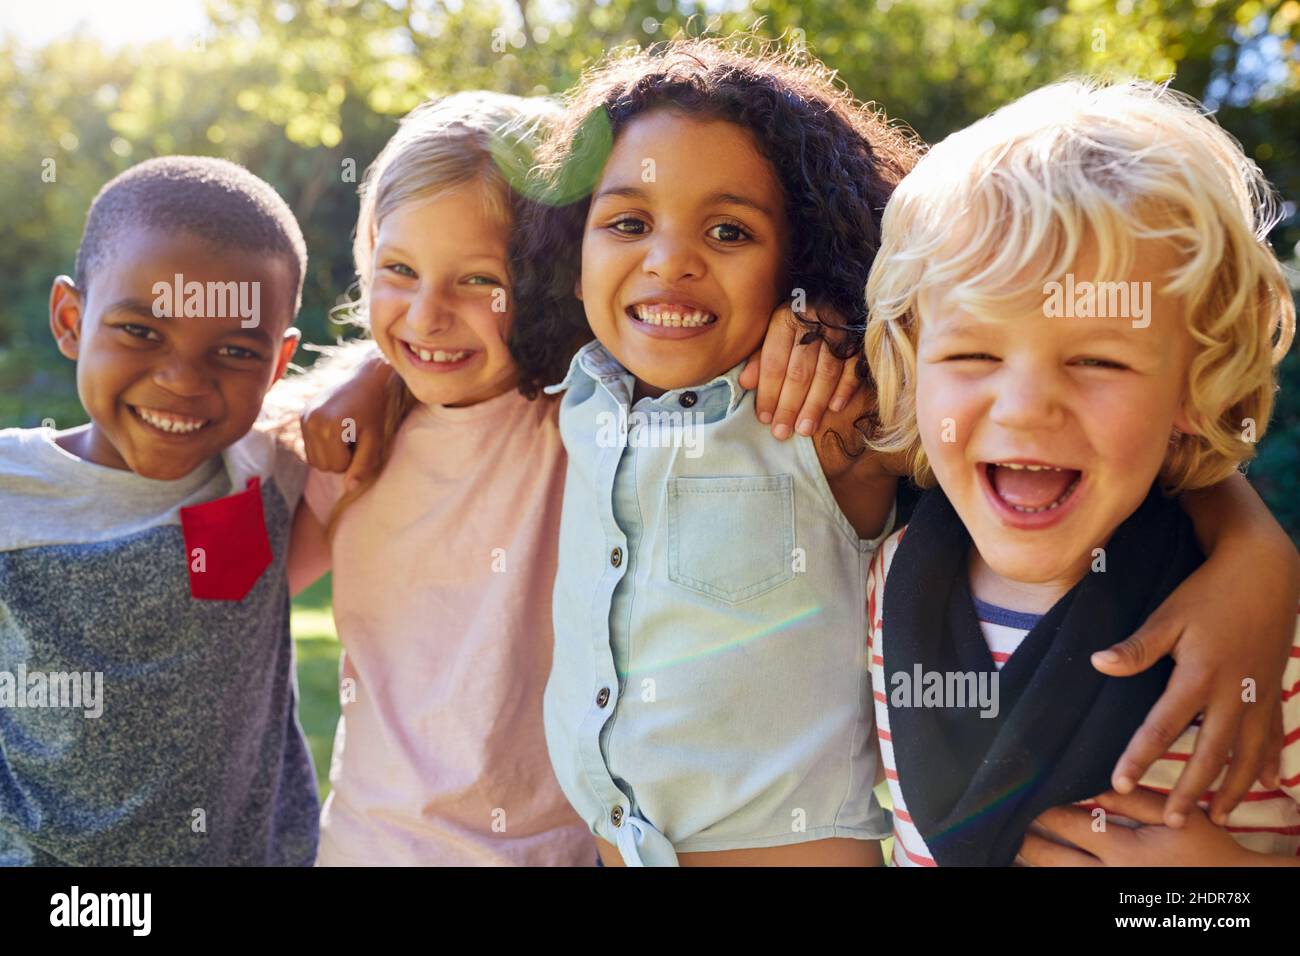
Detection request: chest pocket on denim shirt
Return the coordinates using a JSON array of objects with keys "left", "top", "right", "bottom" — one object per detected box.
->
[{"left": 667, "top": 475, "right": 795, "bottom": 605}]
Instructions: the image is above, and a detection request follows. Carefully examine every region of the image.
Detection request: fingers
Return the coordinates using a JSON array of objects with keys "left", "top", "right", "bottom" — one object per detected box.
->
[
  {"left": 1091, "top": 787, "right": 1168, "bottom": 826},
  {"left": 1017, "top": 831, "right": 1102, "bottom": 867},
  {"left": 789, "top": 340, "right": 844, "bottom": 437},
  {"left": 1110, "top": 668, "right": 1204, "bottom": 800},
  {"left": 301, "top": 407, "right": 353, "bottom": 474},
  {"left": 1209, "top": 693, "right": 1276, "bottom": 824},
  {"left": 752, "top": 306, "right": 797, "bottom": 429},
  {"left": 1092, "top": 614, "right": 1181, "bottom": 677},
  {"left": 1162, "top": 686, "right": 1240, "bottom": 827},
  {"left": 1029, "top": 805, "right": 1104, "bottom": 852},
  {"left": 1260, "top": 700, "right": 1285, "bottom": 790},
  {"left": 829, "top": 355, "right": 860, "bottom": 414},
  {"left": 738, "top": 349, "right": 761, "bottom": 392},
  {"left": 344, "top": 424, "right": 384, "bottom": 493},
  {"left": 768, "top": 328, "right": 820, "bottom": 440}
]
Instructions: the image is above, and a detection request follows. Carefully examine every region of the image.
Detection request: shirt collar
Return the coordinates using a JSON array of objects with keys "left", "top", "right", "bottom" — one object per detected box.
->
[{"left": 545, "top": 340, "right": 748, "bottom": 417}]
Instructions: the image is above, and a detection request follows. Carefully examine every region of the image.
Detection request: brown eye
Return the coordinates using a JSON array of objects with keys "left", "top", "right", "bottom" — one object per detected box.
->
[
  {"left": 218, "top": 345, "right": 260, "bottom": 360},
  {"left": 611, "top": 217, "right": 647, "bottom": 235},
  {"left": 120, "top": 323, "right": 161, "bottom": 342},
  {"left": 707, "top": 222, "right": 750, "bottom": 243}
]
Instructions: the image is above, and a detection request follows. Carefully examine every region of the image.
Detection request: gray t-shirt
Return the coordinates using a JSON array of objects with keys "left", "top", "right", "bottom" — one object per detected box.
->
[{"left": 0, "top": 426, "right": 319, "bottom": 865}]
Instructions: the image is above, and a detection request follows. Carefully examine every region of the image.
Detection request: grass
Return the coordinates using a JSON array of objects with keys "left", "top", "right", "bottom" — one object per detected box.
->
[{"left": 291, "top": 574, "right": 341, "bottom": 802}]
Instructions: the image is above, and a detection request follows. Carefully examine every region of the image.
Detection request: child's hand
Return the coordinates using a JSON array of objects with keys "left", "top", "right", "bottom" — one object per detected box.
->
[
  {"left": 738, "top": 303, "right": 861, "bottom": 440},
  {"left": 1091, "top": 479, "right": 1298, "bottom": 828},
  {"left": 301, "top": 349, "right": 394, "bottom": 491},
  {"left": 1018, "top": 788, "right": 1253, "bottom": 867}
]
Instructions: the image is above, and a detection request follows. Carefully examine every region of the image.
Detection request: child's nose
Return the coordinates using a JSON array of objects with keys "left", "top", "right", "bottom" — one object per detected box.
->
[
  {"left": 988, "top": 369, "right": 1066, "bottom": 431},
  {"left": 152, "top": 355, "right": 210, "bottom": 397},
  {"left": 641, "top": 229, "right": 705, "bottom": 282},
  {"left": 405, "top": 286, "right": 455, "bottom": 337}
]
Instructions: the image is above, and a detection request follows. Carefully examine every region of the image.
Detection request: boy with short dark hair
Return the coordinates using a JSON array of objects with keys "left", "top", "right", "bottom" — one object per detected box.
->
[{"left": 0, "top": 156, "right": 319, "bottom": 865}]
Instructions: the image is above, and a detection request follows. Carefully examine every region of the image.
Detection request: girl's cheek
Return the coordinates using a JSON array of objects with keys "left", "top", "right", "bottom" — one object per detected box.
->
[{"left": 463, "top": 296, "right": 509, "bottom": 346}]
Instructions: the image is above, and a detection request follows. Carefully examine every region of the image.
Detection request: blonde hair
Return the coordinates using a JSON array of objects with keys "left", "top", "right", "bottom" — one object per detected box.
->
[
  {"left": 865, "top": 78, "right": 1295, "bottom": 493},
  {"left": 270, "top": 91, "right": 559, "bottom": 538}
]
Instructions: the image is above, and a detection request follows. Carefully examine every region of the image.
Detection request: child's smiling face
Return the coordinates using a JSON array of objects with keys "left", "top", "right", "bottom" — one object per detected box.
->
[
  {"left": 915, "top": 242, "right": 1197, "bottom": 595},
  {"left": 580, "top": 109, "right": 789, "bottom": 395},
  {"left": 50, "top": 227, "right": 300, "bottom": 480},
  {"left": 368, "top": 184, "right": 518, "bottom": 407}
]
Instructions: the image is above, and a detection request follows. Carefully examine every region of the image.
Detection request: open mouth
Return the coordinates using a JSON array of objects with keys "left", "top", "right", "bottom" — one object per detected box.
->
[
  {"left": 399, "top": 340, "right": 478, "bottom": 368},
  {"left": 980, "top": 461, "right": 1084, "bottom": 525},
  {"left": 129, "top": 404, "right": 212, "bottom": 436},
  {"left": 627, "top": 303, "right": 719, "bottom": 329}
]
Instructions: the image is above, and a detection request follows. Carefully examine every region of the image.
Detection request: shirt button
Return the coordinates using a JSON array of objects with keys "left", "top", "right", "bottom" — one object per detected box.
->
[
  {"left": 611, "top": 806, "right": 624, "bottom": 827},
  {"left": 610, "top": 546, "right": 623, "bottom": 568},
  {"left": 596, "top": 687, "right": 610, "bottom": 708},
  {"left": 679, "top": 390, "right": 698, "bottom": 408}
]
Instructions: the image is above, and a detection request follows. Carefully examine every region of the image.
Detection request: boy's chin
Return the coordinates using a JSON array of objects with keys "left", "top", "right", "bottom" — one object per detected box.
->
[
  {"left": 970, "top": 528, "right": 1098, "bottom": 589},
  {"left": 119, "top": 427, "right": 229, "bottom": 480},
  {"left": 129, "top": 451, "right": 216, "bottom": 481}
]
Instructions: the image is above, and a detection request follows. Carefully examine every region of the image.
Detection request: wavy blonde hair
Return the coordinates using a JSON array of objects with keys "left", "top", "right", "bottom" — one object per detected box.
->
[
  {"left": 265, "top": 91, "right": 559, "bottom": 537},
  {"left": 864, "top": 78, "right": 1295, "bottom": 493}
]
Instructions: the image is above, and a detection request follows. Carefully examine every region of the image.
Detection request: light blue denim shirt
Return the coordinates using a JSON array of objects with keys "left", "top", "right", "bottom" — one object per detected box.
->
[{"left": 543, "top": 341, "right": 893, "bottom": 866}]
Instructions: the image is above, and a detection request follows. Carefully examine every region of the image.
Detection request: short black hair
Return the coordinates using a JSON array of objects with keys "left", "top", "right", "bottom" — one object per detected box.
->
[{"left": 74, "top": 155, "right": 308, "bottom": 315}]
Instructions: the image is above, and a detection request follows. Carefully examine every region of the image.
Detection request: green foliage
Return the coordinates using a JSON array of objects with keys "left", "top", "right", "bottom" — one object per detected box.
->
[{"left": 1, "top": 0, "right": 1297, "bottom": 535}]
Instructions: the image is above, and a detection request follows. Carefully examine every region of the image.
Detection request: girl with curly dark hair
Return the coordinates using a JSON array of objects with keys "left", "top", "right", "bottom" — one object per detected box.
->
[
  {"left": 510, "top": 37, "right": 919, "bottom": 405},
  {"left": 530, "top": 36, "right": 922, "bottom": 867}
]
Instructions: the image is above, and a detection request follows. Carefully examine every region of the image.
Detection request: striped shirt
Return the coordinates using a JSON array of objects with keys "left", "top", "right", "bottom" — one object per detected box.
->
[{"left": 867, "top": 527, "right": 1300, "bottom": 867}]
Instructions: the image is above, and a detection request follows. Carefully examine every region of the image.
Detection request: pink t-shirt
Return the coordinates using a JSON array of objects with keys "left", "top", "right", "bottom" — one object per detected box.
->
[{"left": 302, "top": 388, "right": 593, "bottom": 865}]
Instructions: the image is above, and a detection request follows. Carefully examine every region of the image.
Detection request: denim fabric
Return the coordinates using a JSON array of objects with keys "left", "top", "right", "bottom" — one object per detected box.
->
[{"left": 543, "top": 342, "right": 893, "bottom": 866}]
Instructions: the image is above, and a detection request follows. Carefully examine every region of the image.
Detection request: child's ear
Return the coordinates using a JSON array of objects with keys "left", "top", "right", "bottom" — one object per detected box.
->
[
  {"left": 271, "top": 327, "right": 301, "bottom": 384},
  {"left": 49, "top": 276, "right": 83, "bottom": 361},
  {"left": 1172, "top": 395, "right": 1199, "bottom": 439},
  {"left": 573, "top": 273, "right": 583, "bottom": 302}
]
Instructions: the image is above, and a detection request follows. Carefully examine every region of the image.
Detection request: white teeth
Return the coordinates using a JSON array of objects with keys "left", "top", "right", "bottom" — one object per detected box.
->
[
  {"left": 1011, "top": 500, "right": 1063, "bottom": 513},
  {"left": 409, "top": 344, "right": 469, "bottom": 363},
  {"left": 995, "top": 462, "right": 1064, "bottom": 472},
  {"left": 134, "top": 407, "right": 208, "bottom": 434},
  {"left": 632, "top": 304, "right": 716, "bottom": 328}
]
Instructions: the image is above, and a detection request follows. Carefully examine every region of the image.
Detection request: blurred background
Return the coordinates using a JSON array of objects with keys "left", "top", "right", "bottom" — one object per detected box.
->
[{"left": 2, "top": 0, "right": 1297, "bottom": 797}]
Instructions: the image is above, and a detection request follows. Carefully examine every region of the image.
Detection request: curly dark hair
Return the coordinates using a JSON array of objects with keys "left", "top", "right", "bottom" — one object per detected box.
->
[{"left": 509, "top": 34, "right": 922, "bottom": 399}]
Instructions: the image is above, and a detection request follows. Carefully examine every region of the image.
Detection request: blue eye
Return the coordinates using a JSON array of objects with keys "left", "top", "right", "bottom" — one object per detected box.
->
[
  {"left": 385, "top": 262, "right": 417, "bottom": 278},
  {"left": 465, "top": 275, "right": 500, "bottom": 286}
]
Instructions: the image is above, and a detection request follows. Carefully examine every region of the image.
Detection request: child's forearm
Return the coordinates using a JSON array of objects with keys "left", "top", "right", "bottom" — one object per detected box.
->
[
  {"left": 262, "top": 338, "right": 387, "bottom": 420},
  {"left": 1181, "top": 472, "right": 1298, "bottom": 577},
  {"left": 287, "top": 500, "right": 332, "bottom": 596}
]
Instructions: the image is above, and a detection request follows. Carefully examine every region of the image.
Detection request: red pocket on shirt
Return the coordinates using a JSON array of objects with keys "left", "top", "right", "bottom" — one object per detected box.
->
[{"left": 180, "top": 476, "right": 273, "bottom": 602}]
